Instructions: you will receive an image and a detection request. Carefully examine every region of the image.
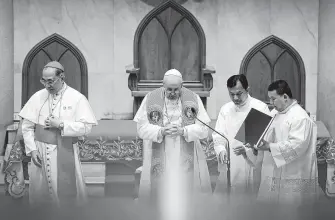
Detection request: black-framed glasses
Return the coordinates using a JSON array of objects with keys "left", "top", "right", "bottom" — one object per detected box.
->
[
  {"left": 40, "top": 77, "right": 60, "bottom": 86},
  {"left": 229, "top": 91, "right": 247, "bottom": 98}
]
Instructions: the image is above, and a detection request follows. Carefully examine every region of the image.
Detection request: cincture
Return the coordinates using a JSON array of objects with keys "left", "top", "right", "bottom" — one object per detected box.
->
[{"left": 35, "top": 124, "right": 58, "bottom": 145}]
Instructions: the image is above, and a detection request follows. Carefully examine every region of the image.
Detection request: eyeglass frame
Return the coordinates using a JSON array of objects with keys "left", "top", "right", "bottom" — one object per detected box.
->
[
  {"left": 40, "top": 76, "right": 61, "bottom": 86},
  {"left": 228, "top": 90, "right": 248, "bottom": 99}
]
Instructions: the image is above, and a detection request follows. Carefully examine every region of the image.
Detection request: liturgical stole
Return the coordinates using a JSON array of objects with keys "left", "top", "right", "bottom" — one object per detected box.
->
[{"left": 146, "top": 87, "right": 199, "bottom": 187}]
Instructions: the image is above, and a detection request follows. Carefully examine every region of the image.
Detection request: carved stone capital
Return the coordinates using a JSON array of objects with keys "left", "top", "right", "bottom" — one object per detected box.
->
[
  {"left": 126, "top": 64, "right": 140, "bottom": 91},
  {"left": 202, "top": 65, "right": 215, "bottom": 91}
]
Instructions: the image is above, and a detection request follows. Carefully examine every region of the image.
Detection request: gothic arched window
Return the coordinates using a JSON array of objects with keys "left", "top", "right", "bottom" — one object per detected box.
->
[
  {"left": 127, "top": 0, "right": 215, "bottom": 115},
  {"left": 239, "top": 35, "right": 306, "bottom": 107},
  {"left": 133, "top": 0, "right": 206, "bottom": 82},
  {"left": 22, "top": 33, "right": 88, "bottom": 107}
]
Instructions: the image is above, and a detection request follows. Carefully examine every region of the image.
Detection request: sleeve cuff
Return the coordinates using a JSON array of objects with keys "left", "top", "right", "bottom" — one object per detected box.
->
[
  {"left": 60, "top": 120, "right": 86, "bottom": 137},
  {"left": 245, "top": 147, "right": 256, "bottom": 157},
  {"left": 61, "top": 120, "right": 68, "bottom": 136},
  {"left": 269, "top": 143, "right": 286, "bottom": 168},
  {"left": 156, "top": 128, "right": 164, "bottom": 143},
  {"left": 25, "top": 151, "right": 32, "bottom": 157},
  {"left": 183, "top": 127, "right": 189, "bottom": 141},
  {"left": 60, "top": 126, "right": 65, "bottom": 136},
  {"left": 25, "top": 149, "right": 36, "bottom": 157},
  {"left": 244, "top": 148, "right": 258, "bottom": 167}
]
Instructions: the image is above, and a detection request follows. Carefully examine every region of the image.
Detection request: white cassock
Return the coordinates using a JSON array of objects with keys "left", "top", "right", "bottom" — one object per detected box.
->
[
  {"left": 257, "top": 101, "right": 320, "bottom": 207},
  {"left": 213, "top": 95, "right": 270, "bottom": 202},
  {"left": 19, "top": 83, "right": 98, "bottom": 207},
  {"left": 134, "top": 91, "right": 212, "bottom": 204}
]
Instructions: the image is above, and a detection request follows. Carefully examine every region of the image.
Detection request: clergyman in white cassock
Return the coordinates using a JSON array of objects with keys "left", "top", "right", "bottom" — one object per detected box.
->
[
  {"left": 133, "top": 69, "right": 212, "bottom": 213},
  {"left": 256, "top": 80, "right": 320, "bottom": 208},
  {"left": 19, "top": 61, "right": 98, "bottom": 207},
  {"left": 213, "top": 75, "right": 270, "bottom": 203}
]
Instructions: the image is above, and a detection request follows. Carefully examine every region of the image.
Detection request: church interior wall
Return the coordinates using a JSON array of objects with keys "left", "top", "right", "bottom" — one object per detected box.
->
[
  {"left": 0, "top": 0, "right": 14, "bottom": 155},
  {"left": 317, "top": 0, "right": 335, "bottom": 137},
  {"left": 13, "top": 0, "right": 318, "bottom": 121},
  {"left": 215, "top": 0, "right": 318, "bottom": 119}
]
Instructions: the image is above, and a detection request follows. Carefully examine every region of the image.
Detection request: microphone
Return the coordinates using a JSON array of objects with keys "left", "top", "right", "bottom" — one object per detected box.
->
[{"left": 188, "top": 107, "right": 232, "bottom": 197}]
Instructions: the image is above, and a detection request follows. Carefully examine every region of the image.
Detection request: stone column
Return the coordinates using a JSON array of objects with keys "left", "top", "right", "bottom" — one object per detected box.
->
[
  {"left": 318, "top": 0, "right": 335, "bottom": 137},
  {"left": 0, "top": 0, "right": 14, "bottom": 155}
]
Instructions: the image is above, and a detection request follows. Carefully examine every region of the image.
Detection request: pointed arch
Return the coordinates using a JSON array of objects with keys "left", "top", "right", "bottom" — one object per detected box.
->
[
  {"left": 140, "top": 0, "right": 188, "bottom": 7},
  {"left": 22, "top": 33, "right": 88, "bottom": 107},
  {"left": 133, "top": 0, "right": 206, "bottom": 70},
  {"left": 127, "top": 0, "right": 215, "bottom": 116},
  {"left": 239, "top": 35, "right": 306, "bottom": 107}
]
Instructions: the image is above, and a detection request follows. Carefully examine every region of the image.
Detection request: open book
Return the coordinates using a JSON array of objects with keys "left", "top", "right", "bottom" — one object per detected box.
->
[{"left": 234, "top": 108, "right": 274, "bottom": 148}]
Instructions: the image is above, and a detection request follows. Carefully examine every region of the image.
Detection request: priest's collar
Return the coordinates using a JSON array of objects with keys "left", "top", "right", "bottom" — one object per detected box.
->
[
  {"left": 278, "top": 99, "right": 298, "bottom": 114},
  {"left": 234, "top": 94, "right": 251, "bottom": 111},
  {"left": 53, "top": 82, "right": 67, "bottom": 97}
]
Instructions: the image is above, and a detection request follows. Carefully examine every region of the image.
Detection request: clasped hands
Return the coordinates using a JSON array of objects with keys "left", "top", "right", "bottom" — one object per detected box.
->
[
  {"left": 44, "top": 115, "right": 62, "bottom": 129},
  {"left": 161, "top": 124, "right": 184, "bottom": 137}
]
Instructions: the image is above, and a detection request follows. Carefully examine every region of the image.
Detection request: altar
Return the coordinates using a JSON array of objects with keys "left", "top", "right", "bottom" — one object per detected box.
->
[
  {"left": 75, "top": 119, "right": 335, "bottom": 198},
  {"left": 0, "top": 119, "right": 219, "bottom": 198},
  {"left": 1, "top": 0, "right": 335, "bottom": 202},
  {"left": 2, "top": 118, "right": 334, "bottom": 199},
  {"left": 76, "top": 119, "right": 219, "bottom": 197}
]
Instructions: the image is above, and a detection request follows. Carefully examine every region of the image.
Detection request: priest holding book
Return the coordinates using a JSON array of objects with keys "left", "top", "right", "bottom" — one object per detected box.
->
[
  {"left": 213, "top": 74, "right": 270, "bottom": 203},
  {"left": 255, "top": 80, "right": 319, "bottom": 207}
]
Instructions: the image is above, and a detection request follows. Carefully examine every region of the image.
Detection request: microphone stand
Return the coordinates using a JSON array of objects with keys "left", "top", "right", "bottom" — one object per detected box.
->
[{"left": 192, "top": 116, "right": 231, "bottom": 202}]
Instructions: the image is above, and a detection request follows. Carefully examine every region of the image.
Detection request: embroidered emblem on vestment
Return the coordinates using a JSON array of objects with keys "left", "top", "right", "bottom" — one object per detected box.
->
[
  {"left": 182, "top": 101, "right": 198, "bottom": 125},
  {"left": 147, "top": 105, "right": 163, "bottom": 125}
]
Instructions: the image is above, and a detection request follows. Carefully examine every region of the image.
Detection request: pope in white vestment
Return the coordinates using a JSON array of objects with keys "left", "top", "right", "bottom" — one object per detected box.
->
[
  {"left": 256, "top": 80, "right": 319, "bottom": 208},
  {"left": 19, "top": 61, "right": 98, "bottom": 207},
  {"left": 213, "top": 75, "right": 270, "bottom": 203},
  {"left": 134, "top": 69, "right": 212, "bottom": 218}
]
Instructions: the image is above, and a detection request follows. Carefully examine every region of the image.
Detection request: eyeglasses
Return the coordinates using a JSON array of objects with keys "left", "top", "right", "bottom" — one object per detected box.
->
[
  {"left": 40, "top": 77, "right": 60, "bottom": 86},
  {"left": 229, "top": 91, "right": 245, "bottom": 98}
]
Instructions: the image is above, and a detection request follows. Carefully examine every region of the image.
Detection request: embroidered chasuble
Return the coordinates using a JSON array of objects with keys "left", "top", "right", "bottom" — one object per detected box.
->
[
  {"left": 148, "top": 87, "right": 197, "bottom": 193},
  {"left": 134, "top": 87, "right": 212, "bottom": 201},
  {"left": 19, "top": 83, "right": 97, "bottom": 206}
]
